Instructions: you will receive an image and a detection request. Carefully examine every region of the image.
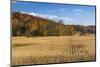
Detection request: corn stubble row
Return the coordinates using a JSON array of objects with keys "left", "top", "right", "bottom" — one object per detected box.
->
[{"left": 12, "top": 36, "right": 95, "bottom": 65}]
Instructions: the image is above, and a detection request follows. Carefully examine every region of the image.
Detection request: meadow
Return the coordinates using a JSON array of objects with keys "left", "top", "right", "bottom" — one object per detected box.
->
[{"left": 12, "top": 36, "right": 96, "bottom": 66}]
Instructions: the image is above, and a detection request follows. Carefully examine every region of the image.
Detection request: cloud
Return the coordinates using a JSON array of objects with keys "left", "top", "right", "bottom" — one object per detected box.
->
[
  {"left": 73, "top": 9, "right": 82, "bottom": 14},
  {"left": 19, "top": 12, "right": 94, "bottom": 25},
  {"left": 28, "top": 12, "right": 37, "bottom": 16},
  {"left": 20, "top": 12, "right": 76, "bottom": 24},
  {"left": 62, "top": 17, "right": 76, "bottom": 24},
  {"left": 27, "top": 12, "right": 60, "bottom": 21}
]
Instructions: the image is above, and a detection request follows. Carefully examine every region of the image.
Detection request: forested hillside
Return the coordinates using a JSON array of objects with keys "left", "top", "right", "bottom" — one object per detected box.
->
[{"left": 12, "top": 12, "right": 95, "bottom": 36}]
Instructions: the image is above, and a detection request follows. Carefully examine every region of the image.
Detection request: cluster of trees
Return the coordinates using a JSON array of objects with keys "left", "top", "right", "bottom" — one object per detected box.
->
[
  {"left": 12, "top": 12, "right": 95, "bottom": 36},
  {"left": 73, "top": 25, "right": 95, "bottom": 35}
]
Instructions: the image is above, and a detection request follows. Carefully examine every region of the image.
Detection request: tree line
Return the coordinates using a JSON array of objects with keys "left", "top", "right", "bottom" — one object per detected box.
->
[{"left": 12, "top": 12, "right": 95, "bottom": 36}]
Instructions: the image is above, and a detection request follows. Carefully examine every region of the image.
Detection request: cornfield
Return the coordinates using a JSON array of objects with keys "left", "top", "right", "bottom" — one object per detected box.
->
[{"left": 12, "top": 36, "right": 95, "bottom": 66}]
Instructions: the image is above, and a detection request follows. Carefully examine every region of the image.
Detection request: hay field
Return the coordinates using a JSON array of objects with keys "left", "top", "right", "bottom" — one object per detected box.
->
[{"left": 12, "top": 36, "right": 96, "bottom": 66}]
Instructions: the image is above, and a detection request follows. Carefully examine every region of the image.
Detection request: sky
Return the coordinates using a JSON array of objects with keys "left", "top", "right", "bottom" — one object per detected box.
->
[{"left": 12, "top": 1, "right": 96, "bottom": 25}]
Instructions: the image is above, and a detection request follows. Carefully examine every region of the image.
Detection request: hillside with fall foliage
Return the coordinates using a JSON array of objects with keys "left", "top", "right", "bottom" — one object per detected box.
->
[{"left": 12, "top": 12, "right": 95, "bottom": 36}]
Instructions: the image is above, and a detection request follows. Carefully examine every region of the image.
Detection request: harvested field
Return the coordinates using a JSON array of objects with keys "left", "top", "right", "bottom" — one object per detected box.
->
[{"left": 12, "top": 36, "right": 96, "bottom": 66}]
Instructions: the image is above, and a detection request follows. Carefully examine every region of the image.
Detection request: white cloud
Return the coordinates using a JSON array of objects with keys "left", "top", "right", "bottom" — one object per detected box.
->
[
  {"left": 63, "top": 17, "right": 76, "bottom": 24},
  {"left": 19, "top": 12, "right": 93, "bottom": 25},
  {"left": 73, "top": 9, "right": 82, "bottom": 14},
  {"left": 28, "top": 12, "right": 37, "bottom": 16},
  {"left": 20, "top": 12, "right": 76, "bottom": 24},
  {"left": 26, "top": 12, "right": 60, "bottom": 21}
]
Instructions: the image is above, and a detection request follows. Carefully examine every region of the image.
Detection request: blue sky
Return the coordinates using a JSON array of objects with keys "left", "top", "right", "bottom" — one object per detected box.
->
[{"left": 12, "top": 1, "right": 96, "bottom": 25}]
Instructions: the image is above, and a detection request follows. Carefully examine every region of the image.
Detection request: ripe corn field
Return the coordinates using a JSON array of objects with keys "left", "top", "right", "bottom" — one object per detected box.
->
[{"left": 12, "top": 36, "right": 95, "bottom": 66}]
